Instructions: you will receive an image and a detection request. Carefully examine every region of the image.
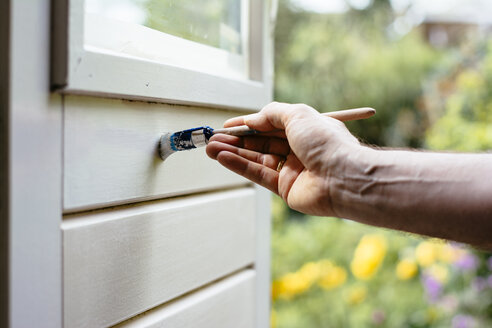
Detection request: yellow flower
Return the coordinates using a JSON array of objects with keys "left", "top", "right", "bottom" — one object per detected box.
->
[
  {"left": 351, "top": 234, "right": 387, "bottom": 280},
  {"left": 318, "top": 265, "right": 347, "bottom": 290},
  {"left": 297, "top": 262, "right": 321, "bottom": 284},
  {"left": 438, "top": 243, "right": 466, "bottom": 263},
  {"left": 396, "top": 258, "right": 418, "bottom": 280},
  {"left": 345, "top": 285, "right": 367, "bottom": 305},
  {"left": 427, "top": 263, "right": 449, "bottom": 283},
  {"left": 416, "top": 240, "right": 467, "bottom": 268},
  {"left": 415, "top": 241, "right": 439, "bottom": 267},
  {"left": 274, "top": 272, "right": 311, "bottom": 299},
  {"left": 272, "top": 259, "right": 349, "bottom": 300},
  {"left": 271, "top": 280, "right": 282, "bottom": 301}
]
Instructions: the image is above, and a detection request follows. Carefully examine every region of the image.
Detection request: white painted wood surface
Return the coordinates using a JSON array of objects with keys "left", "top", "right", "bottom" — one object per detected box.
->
[
  {"left": 254, "top": 186, "right": 272, "bottom": 328},
  {"left": 9, "top": 1, "right": 63, "bottom": 327},
  {"left": 51, "top": 0, "right": 271, "bottom": 111},
  {"left": 114, "top": 270, "right": 256, "bottom": 328},
  {"left": 63, "top": 188, "right": 256, "bottom": 328},
  {"left": 64, "top": 95, "right": 250, "bottom": 212}
]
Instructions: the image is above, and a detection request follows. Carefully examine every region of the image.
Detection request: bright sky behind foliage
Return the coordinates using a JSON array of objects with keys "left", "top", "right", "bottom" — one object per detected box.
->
[{"left": 293, "top": 0, "right": 492, "bottom": 24}]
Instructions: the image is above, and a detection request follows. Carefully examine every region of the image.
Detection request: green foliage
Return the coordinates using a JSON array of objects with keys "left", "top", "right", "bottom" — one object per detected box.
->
[
  {"left": 275, "top": 0, "right": 442, "bottom": 147},
  {"left": 425, "top": 42, "right": 492, "bottom": 151}
]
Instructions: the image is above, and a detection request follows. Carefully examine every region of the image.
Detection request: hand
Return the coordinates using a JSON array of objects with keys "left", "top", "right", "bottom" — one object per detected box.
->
[
  {"left": 206, "top": 102, "right": 362, "bottom": 216},
  {"left": 210, "top": 102, "right": 492, "bottom": 247}
]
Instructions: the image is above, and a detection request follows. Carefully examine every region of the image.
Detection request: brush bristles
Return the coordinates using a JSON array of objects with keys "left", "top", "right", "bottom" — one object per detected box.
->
[{"left": 159, "top": 132, "right": 175, "bottom": 161}]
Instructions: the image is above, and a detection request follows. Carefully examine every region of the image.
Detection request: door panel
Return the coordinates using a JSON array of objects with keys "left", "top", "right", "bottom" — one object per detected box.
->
[
  {"left": 114, "top": 270, "right": 256, "bottom": 328},
  {"left": 63, "top": 188, "right": 256, "bottom": 327},
  {"left": 64, "top": 95, "right": 250, "bottom": 212}
]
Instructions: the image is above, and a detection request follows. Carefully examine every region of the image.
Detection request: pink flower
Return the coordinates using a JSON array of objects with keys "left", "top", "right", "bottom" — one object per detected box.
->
[
  {"left": 372, "top": 309, "right": 386, "bottom": 325},
  {"left": 452, "top": 314, "right": 477, "bottom": 328},
  {"left": 454, "top": 253, "right": 478, "bottom": 272},
  {"left": 421, "top": 274, "right": 442, "bottom": 303}
]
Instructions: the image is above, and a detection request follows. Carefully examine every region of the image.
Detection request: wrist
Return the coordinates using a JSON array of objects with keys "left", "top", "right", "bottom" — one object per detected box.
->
[{"left": 327, "top": 145, "right": 380, "bottom": 219}]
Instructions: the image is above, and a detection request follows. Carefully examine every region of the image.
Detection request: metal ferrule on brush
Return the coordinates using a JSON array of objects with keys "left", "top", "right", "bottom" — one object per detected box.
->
[{"left": 159, "top": 126, "right": 214, "bottom": 160}]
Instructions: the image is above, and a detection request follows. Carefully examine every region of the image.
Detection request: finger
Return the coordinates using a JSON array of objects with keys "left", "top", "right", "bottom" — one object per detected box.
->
[
  {"left": 208, "top": 134, "right": 243, "bottom": 147},
  {"left": 277, "top": 152, "right": 304, "bottom": 200},
  {"left": 215, "top": 151, "right": 279, "bottom": 194},
  {"left": 224, "top": 115, "right": 248, "bottom": 128},
  {"left": 209, "top": 134, "right": 290, "bottom": 157},
  {"left": 243, "top": 136, "right": 290, "bottom": 156},
  {"left": 206, "top": 141, "right": 284, "bottom": 171},
  {"left": 223, "top": 102, "right": 306, "bottom": 130},
  {"left": 244, "top": 102, "right": 320, "bottom": 132}
]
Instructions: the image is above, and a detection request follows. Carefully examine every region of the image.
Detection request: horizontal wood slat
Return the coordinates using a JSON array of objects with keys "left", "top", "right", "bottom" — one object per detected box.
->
[
  {"left": 115, "top": 270, "right": 256, "bottom": 328},
  {"left": 64, "top": 95, "right": 250, "bottom": 212},
  {"left": 62, "top": 188, "right": 256, "bottom": 328}
]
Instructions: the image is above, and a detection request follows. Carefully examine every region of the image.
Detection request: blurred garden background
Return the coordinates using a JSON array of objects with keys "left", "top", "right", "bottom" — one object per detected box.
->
[{"left": 271, "top": 0, "right": 492, "bottom": 327}]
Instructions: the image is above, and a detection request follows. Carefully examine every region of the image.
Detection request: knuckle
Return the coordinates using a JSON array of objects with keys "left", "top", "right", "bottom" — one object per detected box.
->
[
  {"left": 295, "top": 103, "right": 315, "bottom": 113},
  {"left": 290, "top": 104, "right": 317, "bottom": 120},
  {"left": 294, "top": 103, "right": 312, "bottom": 111},
  {"left": 257, "top": 153, "right": 265, "bottom": 165},
  {"left": 258, "top": 166, "right": 270, "bottom": 182},
  {"left": 261, "top": 101, "right": 279, "bottom": 112}
]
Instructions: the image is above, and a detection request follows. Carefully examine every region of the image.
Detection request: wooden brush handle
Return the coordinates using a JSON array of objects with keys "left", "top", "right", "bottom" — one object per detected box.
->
[
  {"left": 213, "top": 107, "right": 376, "bottom": 136},
  {"left": 323, "top": 107, "right": 375, "bottom": 121}
]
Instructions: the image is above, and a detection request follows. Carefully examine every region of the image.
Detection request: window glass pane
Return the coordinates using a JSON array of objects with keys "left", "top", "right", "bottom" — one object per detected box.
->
[{"left": 85, "top": 0, "right": 244, "bottom": 54}]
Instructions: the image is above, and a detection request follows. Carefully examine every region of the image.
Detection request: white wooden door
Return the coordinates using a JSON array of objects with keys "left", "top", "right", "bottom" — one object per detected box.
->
[
  {"left": 64, "top": 0, "right": 272, "bottom": 327},
  {"left": 5, "top": 0, "right": 273, "bottom": 327}
]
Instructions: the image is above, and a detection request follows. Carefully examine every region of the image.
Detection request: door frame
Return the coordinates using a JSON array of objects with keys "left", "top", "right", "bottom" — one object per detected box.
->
[{"left": 5, "top": 0, "right": 63, "bottom": 327}]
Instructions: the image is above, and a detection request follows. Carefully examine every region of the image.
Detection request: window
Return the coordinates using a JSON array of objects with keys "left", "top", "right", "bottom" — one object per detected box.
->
[{"left": 52, "top": 0, "right": 272, "bottom": 110}]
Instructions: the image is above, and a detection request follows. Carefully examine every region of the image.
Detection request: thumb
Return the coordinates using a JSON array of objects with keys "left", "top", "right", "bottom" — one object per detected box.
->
[{"left": 245, "top": 102, "right": 320, "bottom": 132}]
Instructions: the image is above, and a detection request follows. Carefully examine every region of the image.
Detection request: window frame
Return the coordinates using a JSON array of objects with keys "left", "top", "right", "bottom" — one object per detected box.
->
[{"left": 51, "top": 0, "right": 272, "bottom": 111}]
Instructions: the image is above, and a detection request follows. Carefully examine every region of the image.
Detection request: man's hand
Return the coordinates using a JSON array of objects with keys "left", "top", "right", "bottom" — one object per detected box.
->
[
  {"left": 206, "top": 102, "right": 361, "bottom": 216},
  {"left": 207, "top": 101, "right": 492, "bottom": 249}
]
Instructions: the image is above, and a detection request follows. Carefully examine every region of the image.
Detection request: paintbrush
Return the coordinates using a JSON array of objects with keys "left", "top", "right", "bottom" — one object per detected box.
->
[{"left": 158, "top": 107, "right": 375, "bottom": 160}]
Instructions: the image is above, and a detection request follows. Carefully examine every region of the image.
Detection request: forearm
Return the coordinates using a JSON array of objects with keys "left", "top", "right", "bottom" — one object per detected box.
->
[{"left": 330, "top": 147, "right": 492, "bottom": 248}]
